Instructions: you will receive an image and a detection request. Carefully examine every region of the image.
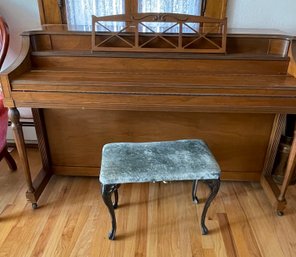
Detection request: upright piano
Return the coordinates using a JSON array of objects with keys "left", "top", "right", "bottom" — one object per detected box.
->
[{"left": 1, "top": 14, "right": 296, "bottom": 213}]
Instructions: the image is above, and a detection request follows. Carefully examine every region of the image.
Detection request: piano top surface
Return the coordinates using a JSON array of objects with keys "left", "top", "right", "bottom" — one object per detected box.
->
[{"left": 23, "top": 24, "right": 295, "bottom": 38}]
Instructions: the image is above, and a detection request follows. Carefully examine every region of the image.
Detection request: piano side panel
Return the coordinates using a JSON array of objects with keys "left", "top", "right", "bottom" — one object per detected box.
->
[
  {"left": 288, "top": 40, "right": 296, "bottom": 77},
  {"left": 268, "top": 39, "right": 290, "bottom": 56},
  {"left": 32, "top": 34, "right": 91, "bottom": 51},
  {"left": 43, "top": 109, "right": 274, "bottom": 181},
  {"left": 226, "top": 37, "right": 290, "bottom": 56},
  {"left": 31, "top": 35, "right": 53, "bottom": 51}
]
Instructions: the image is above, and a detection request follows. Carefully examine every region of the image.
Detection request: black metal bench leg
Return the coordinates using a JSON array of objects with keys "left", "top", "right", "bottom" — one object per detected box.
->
[
  {"left": 192, "top": 180, "right": 199, "bottom": 203},
  {"left": 101, "top": 184, "right": 117, "bottom": 240},
  {"left": 113, "top": 184, "right": 121, "bottom": 209},
  {"left": 200, "top": 178, "right": 220, "bottom": 235}
]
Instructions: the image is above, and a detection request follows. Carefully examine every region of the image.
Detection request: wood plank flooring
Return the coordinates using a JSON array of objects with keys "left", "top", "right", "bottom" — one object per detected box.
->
[{"left": 0, "top": 148, "right": 295, "bottom": 257}]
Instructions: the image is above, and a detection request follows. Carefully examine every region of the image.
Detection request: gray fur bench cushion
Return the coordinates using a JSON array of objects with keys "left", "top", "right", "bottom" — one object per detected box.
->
[{"left": 100, "top": 139, "right": 220, "bottom": 184}]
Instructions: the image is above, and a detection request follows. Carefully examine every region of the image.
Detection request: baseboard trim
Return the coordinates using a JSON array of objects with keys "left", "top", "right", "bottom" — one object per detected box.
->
[
  {"left": 8, "top": 120, "right": 35, "bottom": 127},
  {"left": 7, "top": 141, "right": 38, "bottom": 148}
]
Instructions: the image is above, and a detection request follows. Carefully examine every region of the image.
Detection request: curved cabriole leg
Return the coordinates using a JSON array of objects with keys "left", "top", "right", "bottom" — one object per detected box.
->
[
  {"left": 101, "top": 184, "right": 117, "bottom": 240},
  {"left": 113, "top": 184, "right": 121, "bottom": 209},
  {"left": 201, "top": 179, "right": 220, "bottom": 235},
  {"left": 113, "top": 189, "right": 119, "bottom": 209},
  {"left": 192, "top": 180, "right": 199, "bottom": 203}
]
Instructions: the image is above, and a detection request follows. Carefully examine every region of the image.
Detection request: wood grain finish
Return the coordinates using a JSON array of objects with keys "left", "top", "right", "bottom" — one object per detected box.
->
[
  {"left": 43, "top": 109, "right": 274, "bottom": 180},
  {"left": 91, "top": 14, "right": 227, "bottom": 54},
  {"left": 203, "top": 0, "right": 227, "bottom": 33},
  {"left": 288, "top": 40, "right": 296, "bottom": 77},
  {"left": 30, "top": 55, "right": 290, "bottom": 74},
  {"left": 205, "top": 0, "right": 228, "bottom": 19},
  {"left": 32, "top": 108, "right": 51, "bottom": 172},
  {"left": 1, "top": 26, "right": 296, "bottom": 210},
  {"left": 37, "top": 0, "right": 63, "bottom": 24},
  {"left": 8, "top": 108, "right": 34, "bottom": 194},
  {"left": 216, "top": 213, "right": 239, "bottom": 257},
  {"left": 0, "top": 149, "right": 295, "bottom": 257},
  {"left": 262, "top": 114, "right": 286, "bottom": 176},
  {"left": 278, "top": 129, "right": 296, "bottom": 201},
  {"left": 28, "top": 32, "right": 292, "bottom": 56}
]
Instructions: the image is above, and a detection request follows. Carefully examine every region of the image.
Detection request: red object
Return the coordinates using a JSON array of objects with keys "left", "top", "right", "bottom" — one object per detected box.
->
[
  {"left": 0, "top": 16, "right": 16, "bottom": 170},
  {"left": 0, "top": 93, "right": 8, "bottom": 152}
]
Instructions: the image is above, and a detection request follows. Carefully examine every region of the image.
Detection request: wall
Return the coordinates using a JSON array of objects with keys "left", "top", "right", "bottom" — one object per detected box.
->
[
  {"left": 228, "top": 0, "right": 296, "bottom": 35},
  {"left": 0, "top": 0, "right": 41, "bottom": 71},
  {"left": 0, "top": 0, "right": 41, "bottom": 143}
]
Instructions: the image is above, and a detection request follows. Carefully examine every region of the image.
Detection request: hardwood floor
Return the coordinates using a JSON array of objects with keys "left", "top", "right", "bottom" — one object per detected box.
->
[{"left": 0, "top": 148, "right": 295, "bottom": 257}]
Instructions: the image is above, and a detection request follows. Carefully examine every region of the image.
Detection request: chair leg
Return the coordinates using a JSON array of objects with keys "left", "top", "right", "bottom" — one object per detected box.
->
[
  {"left": 200, "top": 178, "right": 220, "bottom": 235},
  {"left": 4, "top": 149, "right": 17, "bottom": 171},
  {"left": 101, "top": 183, "right": 118, "bottom": 240}
]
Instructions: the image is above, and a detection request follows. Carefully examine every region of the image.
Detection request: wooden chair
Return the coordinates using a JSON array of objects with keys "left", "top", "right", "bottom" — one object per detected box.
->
[{"left": 0, "top": 16, "right": 17, "bottom": 171}]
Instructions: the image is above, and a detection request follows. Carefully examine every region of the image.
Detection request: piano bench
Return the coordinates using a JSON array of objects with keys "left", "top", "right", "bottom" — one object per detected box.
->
[{"left": 99, "top": 139, "right": 221, "bottom": 240}]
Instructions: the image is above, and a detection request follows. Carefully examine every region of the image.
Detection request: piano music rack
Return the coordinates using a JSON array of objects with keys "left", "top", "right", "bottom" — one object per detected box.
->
[{"left": 91, "top": 13, "right": 227, "bottom": 53}]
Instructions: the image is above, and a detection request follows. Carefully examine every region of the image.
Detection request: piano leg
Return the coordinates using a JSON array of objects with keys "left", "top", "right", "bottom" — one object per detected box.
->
[
  {"left": 261, "top": 114, "right": 287, "bottom": 213},
  {"left": 277, "top": 128, "right": 296, "bottom": 213},
  {"left": 9, "top": 107, "right": 37, "bottom": 207},
  {"left": 261, "top": 114, "right": 296, "bottom": 215}
]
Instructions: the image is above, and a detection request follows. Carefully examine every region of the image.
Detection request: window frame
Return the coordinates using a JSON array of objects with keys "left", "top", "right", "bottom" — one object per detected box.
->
[{"left": 37, "top": 0, "right": 227, "bottom": 25}]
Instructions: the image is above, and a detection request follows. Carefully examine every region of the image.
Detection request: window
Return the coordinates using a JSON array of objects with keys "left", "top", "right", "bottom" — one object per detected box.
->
[
  {"left": 37, "top": 0, "right": 227, "bottom": 27},
  {"left": 138, "top": 0, "right": 201, "bottom": 15},
  {"left": 65, "top": 0, "right": 202, "bottom": 27}
]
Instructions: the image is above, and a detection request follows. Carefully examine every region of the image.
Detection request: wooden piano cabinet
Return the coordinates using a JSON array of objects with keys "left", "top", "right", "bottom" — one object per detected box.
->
[
  {"left": 32, "top": 108, "right": 288, "bottom": 213},
  {"left": 41, "top": 109, "right": 274, "bottom": 180},
  {"left": 1, "top": 24, "right": 296, "bottom": 212}
]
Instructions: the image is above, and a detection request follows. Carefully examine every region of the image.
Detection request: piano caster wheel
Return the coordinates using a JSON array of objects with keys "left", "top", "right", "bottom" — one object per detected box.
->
[
  {"left": 32, "top": 203, "right": 38, "bottom": 209},
  {"left": 276, "top": 210, "right": 284, "bottom": 216}
]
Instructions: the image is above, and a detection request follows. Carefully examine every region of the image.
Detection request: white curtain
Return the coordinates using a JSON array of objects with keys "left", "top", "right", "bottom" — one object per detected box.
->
[
  {"left": 138, "top": 0, "right": 201, "bottom": 15},
  {"left": 65, "top": 0, "right": 201, "bottom": 32},
  {"left": 66, "top": 0, "right": 124, "bottom": 28}
]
